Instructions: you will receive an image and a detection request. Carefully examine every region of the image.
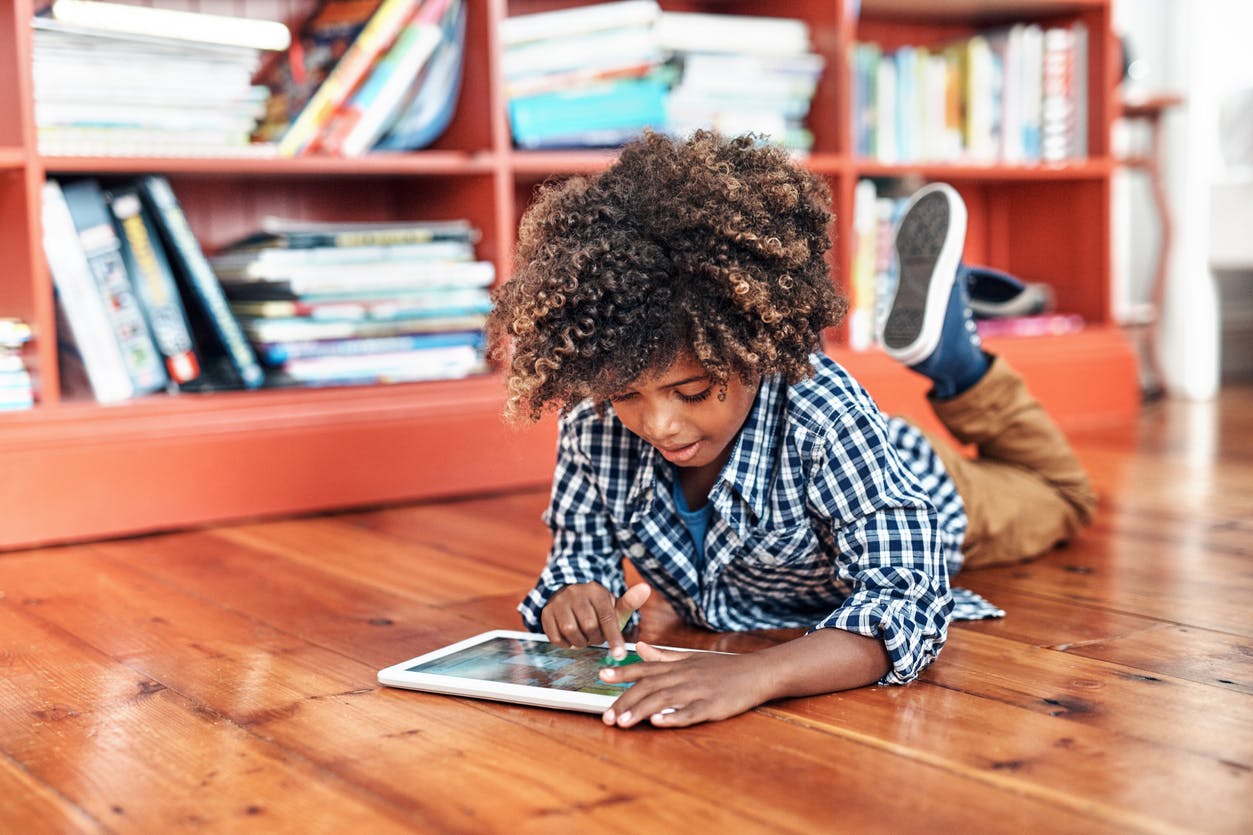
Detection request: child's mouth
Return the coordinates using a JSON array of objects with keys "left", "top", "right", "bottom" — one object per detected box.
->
[{"left": 659, "top": 440, "right": 701, "bottom": 464}]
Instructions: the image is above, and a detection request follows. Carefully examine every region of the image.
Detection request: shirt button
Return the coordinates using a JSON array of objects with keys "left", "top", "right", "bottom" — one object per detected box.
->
[{"left": 628, "top": 543, "right": 645, "bottom": 558}]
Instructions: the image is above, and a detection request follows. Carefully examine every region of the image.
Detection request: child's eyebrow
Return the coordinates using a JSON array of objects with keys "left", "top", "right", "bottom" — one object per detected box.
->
[{"left": 661, "top": 375, "right": 709, "bottom": 389}]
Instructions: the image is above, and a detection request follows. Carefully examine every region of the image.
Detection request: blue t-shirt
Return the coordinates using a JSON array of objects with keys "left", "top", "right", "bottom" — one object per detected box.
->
[{"left": 671, "top": 472, "right": 714, "bottom": 566}]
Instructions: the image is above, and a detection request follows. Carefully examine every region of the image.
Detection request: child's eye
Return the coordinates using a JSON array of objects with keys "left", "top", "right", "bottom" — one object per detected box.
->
[
  {"left": 609, "top": 391, "right": 638, "bottom": 403},
  {"left": 676, "top": 387, "right": 712, "bottom": 404}
]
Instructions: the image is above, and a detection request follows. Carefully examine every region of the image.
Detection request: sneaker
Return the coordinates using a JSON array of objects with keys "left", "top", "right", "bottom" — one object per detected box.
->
[
  {"left": 966, "top": 267, "right": 1056, "bottom": 319},
  {"left": 881, "top": 183, "right": 968, "bottom": 366},
  {"left": 881, "top": 183, "right": 988, "bottom": 398}
]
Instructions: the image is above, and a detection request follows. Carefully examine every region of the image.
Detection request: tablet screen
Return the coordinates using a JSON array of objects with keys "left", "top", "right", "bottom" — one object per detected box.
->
[{"left": 404, "top": 635, "right": 641, "bottom": 697}]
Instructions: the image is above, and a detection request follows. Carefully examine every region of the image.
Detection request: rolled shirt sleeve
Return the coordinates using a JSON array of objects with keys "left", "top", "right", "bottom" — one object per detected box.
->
[{"left": 804, "top": 409, "right": 954, "bottom": 685}]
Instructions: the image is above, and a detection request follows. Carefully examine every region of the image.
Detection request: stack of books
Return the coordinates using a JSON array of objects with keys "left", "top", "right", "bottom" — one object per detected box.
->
[
  {"left": 0, "top": 319, "right": 34, "bottom": 411},
  {"left": 501, "top": 2, "right": 823, "bottom": 152},
  {"left": 32, "top": 0, "right": 289, "bottom": 157},
  {"left": 211, "top": 219, "right": 493, "bottom": 387},
  {"left": 850, "top": 21, "right": 1087, "bottom": 164},
  {"left": 660, "top": 11, "right": 824, "bottom": 153},
  {"left": 501, "top": 1, "right": 668, "bottom": 150}
]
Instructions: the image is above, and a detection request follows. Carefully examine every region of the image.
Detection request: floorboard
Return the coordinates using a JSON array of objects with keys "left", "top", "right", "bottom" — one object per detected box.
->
[{"left": 0, "top": 385, "right": 1250, "bottom": 833}]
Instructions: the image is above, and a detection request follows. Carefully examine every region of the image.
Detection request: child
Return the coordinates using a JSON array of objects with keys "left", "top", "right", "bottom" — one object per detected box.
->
[{"left": 486, "top": 131, "right": 1095, "bottom": 729}]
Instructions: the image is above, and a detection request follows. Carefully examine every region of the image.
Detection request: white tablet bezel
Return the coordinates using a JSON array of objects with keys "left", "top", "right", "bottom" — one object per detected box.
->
[{"left": 377, "top": 629, "right": 645, "bottom": 713}]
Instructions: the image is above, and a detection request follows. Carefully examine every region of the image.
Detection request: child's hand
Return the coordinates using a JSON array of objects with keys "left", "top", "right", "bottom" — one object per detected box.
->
[
  {"left": 597, "top": 641, "right": 771, "bottom": 729},
  {"left": 541, "top": 582, "right": 651, "bottom": 660}
]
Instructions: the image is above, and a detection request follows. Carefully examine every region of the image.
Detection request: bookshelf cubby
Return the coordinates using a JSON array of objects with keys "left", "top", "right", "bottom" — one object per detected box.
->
[{"left": 0, "top": 0, "right": 1137, "bottom": 550}]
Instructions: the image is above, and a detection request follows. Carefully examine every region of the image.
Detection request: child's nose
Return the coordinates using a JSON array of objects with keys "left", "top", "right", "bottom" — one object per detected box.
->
[{"left": 640, "top": 403, "right": 681, "bottom": 441}]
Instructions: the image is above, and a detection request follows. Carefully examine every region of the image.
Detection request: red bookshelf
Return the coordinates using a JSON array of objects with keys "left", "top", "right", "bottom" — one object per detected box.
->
[{"left": 0, "top": 0, "right": 1136, "bottom": 550}]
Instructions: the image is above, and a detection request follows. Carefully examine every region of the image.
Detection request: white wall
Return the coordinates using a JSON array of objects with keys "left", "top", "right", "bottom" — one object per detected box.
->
[{"left": 1114, "top": 0, "right": 1253, "bottom": 397}]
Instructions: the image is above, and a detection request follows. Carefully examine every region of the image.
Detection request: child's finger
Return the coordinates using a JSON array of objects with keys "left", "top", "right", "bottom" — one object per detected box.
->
[
  {"left": 634, "top": 640, "right": 687, "bottom": 663},
  {"left": 614, "top": 583, "right": 651, "bottom": 628},
  {"left": 605, "top": 583, "right": 651, "bottom": 659},
  {"left": 596, "top": 600, "right": 627, "bottom": 659}
]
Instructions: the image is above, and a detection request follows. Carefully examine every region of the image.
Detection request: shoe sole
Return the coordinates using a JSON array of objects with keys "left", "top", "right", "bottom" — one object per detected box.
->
[{"left": 881, "top": 183, "right": 968, "bottom": 366}]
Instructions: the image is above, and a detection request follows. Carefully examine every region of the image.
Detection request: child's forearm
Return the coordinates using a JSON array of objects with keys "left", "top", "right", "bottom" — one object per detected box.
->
[
  {"left": 599, "top": 627, "right": 892, "bottom": 728},
  {"left": 754, "top": 627, "right": 892, "bottom": 701}
]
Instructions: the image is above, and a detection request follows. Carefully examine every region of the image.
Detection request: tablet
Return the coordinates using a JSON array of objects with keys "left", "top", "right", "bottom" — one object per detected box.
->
[{"left": 377, "top": 629, "right": 656, "bottom": 713}]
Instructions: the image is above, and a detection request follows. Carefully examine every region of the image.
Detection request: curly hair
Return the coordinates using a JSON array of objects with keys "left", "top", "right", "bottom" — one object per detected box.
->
[{"left": 488, "top": 130, "right": 847, "bottom": 423}]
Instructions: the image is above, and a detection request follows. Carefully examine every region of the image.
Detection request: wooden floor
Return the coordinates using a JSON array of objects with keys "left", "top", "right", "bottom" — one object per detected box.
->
[{"left": 1, "top": 386, "right": 1251, "bottom": 834}]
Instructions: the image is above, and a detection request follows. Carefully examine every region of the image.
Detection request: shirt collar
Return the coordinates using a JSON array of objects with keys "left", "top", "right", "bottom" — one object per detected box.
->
[{"left": 717, "top": 373, "right": 784, "bottom": 525}]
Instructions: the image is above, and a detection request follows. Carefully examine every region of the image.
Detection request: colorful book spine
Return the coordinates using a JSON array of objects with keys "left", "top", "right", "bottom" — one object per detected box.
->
[
  {"left": 508, "top": 77, "right": 667, "bottom": 149},
  {"left": 280, "top": 343, "right": 481, "bottom": 384},
  {"left": 976, "top": 313, "right": 1084, "bottom": 338},
  {"left": 218, "top": 259, "right": 495, "bottom": 296},
  {"left": 40, "top": 180, "right": 133, "bottom": 403},
  {"left": 211, "top": 240, "right": 474, "bottom": 274},
  {"left": 59, "top": 178, "right": 168, "bottom": 396},
  {"left": 320, "top": 0, "right": 455, "bottom": 157},
  {"left": 106, "top": 183, "right": 201, "bottom": 385},
  {"left": 501, "top": 1, "right": 660, "bottom": 48},
  {"left": 225, "top": 219, "right": 476, "bottom": 251},
  {"left": 373, "top": 0, "right": 466, "bottom": 152},
  {"left": 279, "top": 0, "right": 422, "bottom": 156},
  {"left": 848, "top": 179, "right": 879, "bottom": 351},
  {"left": 138, "top": 175, "right": 265, "bottom": 389},
  {"left": 49, "top": 0, "right": 291, "bottom": 51},
  {"left": 259, "top": 330, "right": 483, "bottom": 364}
]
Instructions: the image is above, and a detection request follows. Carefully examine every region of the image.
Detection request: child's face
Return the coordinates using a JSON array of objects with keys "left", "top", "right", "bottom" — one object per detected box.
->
[{"left": 609, "top": 354, "right": 760, "bottom": 474}]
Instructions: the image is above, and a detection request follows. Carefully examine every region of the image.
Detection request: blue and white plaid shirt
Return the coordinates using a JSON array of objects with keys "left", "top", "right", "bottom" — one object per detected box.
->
[{"left": 519, "top": 354, "right": 967, "bottom": 685}]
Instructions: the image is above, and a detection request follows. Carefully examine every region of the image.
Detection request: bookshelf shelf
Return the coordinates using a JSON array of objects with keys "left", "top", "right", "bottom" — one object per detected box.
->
[
  {"left": 39, "top": 152, "right": 503, "bottom": 177},
  {"left": 860, "top": 0, "right": 1107, "bottom": 21},
  {"left": 853, "top": 159, "right": 1115, "bottom": 180},
  {"left": 0, "top": 0, "right": 1137, "bottom": 550},
  {"left": 508, "top": 149, "right": 623, "bottom": 175}
]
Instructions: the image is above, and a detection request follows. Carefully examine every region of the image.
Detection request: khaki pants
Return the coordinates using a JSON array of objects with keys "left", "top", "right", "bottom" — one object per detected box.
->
[{"left": 919, "top": 356, "right": 1098, "bottom": 570}]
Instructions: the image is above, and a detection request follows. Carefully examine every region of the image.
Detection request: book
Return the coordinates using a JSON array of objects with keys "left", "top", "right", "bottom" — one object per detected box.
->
[
  {"left": 500, "top": 1, "right": 660, "bottom": 48},
  {"left": 508, "top": 77, "right": 668, "bottom": 150},
  {"left": 48, "top": 0, "right": 291, "bottom": 51},
  {"left": 975, "top": 313, "right": 1084, "bottom": 338},
  {"left": 319, "top": 0, "right": 458, "bottom": 156},
  {"left": 0, "top": 320, "right": 34, "bottom": 409},
  {"left": 252, "top": 0, "right": 380, "bottom": 143},
  {"left": 0, "top": 318, "right": 33, "bottom": 348},
  {"left": 43, "top": 181, "right": 128, "bottom": 402},
  {"left": 210, "top": 239, "right": 474, "bottom": 276},
  {"left": 501, "top": 24, "right": 661, "bottom": 81},
  {"left": 275, "top": 343, "right": 483, "bottom": 386},
  {"left": 32, "top": 16, "right": 273, "bottom": 157},
  {"left": 257, "top": 330, "right": 482, "bottom": 364},
  {"left": 41, "top": 181, "right": 138, "bottom": 402},
  {"left": 1041, "top": 23, "right": 1087, "bottom": 162},
  {"left": 503, "top": 61, "right": 656, "bottom": 100},
  {"left": 657, "top": 11, "right": 810, "bottom": 57},
  {"left": 229, "top": 287, "right": 490, "bottom": 321},
  {"left": 279, "top": 0, "right": 423, "bottom": 156},
  {"left": 137, "top": 175, "right": 264, "bottom": 389},
  {"left": 218, "top": 260, "right": 495, "bottom": 298},
  {"left": 848, "top": 179, "right": 879, "bottom": 351},
  {"left": 59, "top": 178, "right": 168, "bottom": 396},
  {"left": 373, "top": 0, "right": 466, "bottom": 152},
  {"left": 105, "top": 183, "right": 201, "bottom": 385},
  {"left": 222, "top": 216, "right": 477, "bottom": 251},
  {"left": 238, "top": 313, "right": 487, "bottom": 344}
]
